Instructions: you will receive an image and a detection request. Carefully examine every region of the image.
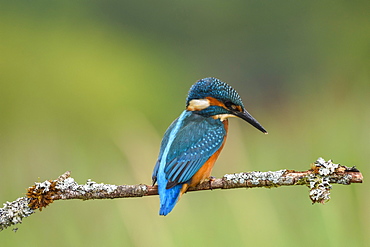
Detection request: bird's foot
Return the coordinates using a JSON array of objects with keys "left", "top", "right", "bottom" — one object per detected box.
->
[{"left": 208, "top": 176, "right": 216, "bottom": 190}]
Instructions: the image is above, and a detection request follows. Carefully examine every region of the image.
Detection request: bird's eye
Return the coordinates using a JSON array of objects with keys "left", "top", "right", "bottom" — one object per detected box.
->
[
  {"left": 225, "top": 101, "right": 237, "bottom": 110},
  {"left": 224, "top": 101, "right": 232, "bottom": 108}
]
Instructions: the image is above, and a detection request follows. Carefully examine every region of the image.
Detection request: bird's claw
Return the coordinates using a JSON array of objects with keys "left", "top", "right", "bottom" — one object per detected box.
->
[{"left": 208, "top": 176, "right": 216, "bottom": 190}]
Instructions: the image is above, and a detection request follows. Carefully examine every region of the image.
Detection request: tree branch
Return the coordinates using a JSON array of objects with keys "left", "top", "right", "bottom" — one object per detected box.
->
[{"left": 0, "top": 158, "right": 363, "bottom": 232}]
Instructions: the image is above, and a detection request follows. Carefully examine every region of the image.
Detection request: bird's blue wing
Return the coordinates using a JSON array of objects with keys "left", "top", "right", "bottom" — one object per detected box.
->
[
  {"left": 163, "top": 113, "right": 226, "bottom": 188},
  {"left": 152, "top": 117, "right": 179, "bottom": 185}
]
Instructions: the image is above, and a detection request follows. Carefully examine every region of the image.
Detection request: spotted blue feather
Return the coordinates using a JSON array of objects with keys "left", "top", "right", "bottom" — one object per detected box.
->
[{"left": 152, "top": 111, "right": 226, "bottom": 189}]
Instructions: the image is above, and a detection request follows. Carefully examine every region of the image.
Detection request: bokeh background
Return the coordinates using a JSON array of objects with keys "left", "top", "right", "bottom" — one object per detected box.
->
[{"left": 1, "top": 1, "right": 369, "bottom": 246}]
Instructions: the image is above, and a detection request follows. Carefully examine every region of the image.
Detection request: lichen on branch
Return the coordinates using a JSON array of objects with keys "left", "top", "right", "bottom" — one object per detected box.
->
[{"left": 0, "top": 158, "right": 363, "bottom": 232}]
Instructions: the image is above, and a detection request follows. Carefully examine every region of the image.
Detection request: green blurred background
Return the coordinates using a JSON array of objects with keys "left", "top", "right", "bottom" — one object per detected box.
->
[{"left": 1, "top": 1, "right": 369, "bottom": 246}]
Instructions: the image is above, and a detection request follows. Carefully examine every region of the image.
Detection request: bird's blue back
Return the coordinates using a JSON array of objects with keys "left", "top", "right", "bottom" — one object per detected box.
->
[{"left": 152, "top": 110, "right": 226, "bottom": 215}]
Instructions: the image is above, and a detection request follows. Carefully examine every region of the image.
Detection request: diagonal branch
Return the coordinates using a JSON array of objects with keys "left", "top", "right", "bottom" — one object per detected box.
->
[{"left": 0, "top": 158, "right": 363, "bottom": 232}]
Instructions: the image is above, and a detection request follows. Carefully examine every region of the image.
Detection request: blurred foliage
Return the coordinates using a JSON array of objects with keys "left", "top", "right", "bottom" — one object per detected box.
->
[{"left": 0, "top": 1, "right": 369, "bottom": 247}]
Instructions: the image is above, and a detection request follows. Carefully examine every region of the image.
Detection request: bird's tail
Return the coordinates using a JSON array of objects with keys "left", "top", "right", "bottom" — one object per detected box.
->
[{"left": 159, "top": 184, "right": 182, "bottom": 216}]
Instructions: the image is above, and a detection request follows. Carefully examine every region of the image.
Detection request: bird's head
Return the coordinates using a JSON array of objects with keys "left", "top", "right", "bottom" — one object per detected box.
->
[{"left": 186, "top": 77, "right": 267, "bottom": 134}]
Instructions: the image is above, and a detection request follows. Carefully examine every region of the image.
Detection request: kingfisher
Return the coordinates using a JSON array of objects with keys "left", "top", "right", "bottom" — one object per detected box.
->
[{"left": 152, "top": 77, "right": 267, "bottom": 216}]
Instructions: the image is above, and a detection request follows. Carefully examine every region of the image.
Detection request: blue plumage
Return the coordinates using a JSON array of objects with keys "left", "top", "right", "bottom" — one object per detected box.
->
[
  {"left": 153, "top": 111, "right": 225, "bottom": 187},
  {"left": 153, "top": 77, "right": 267, "bottom": 216},
  {"left": 152, "top": 111, "right": 225, "bottom": 215},
  {"left": 186, "top": 77, "right": 244, "bottom": 108},
  {"left": 157, "top": 183, "right": 182, "bottom": 216}
]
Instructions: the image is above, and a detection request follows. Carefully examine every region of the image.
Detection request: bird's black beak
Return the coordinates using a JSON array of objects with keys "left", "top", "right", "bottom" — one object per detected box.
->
[{"left": 234, "top": 109, "right": 268, "bottom": 134}]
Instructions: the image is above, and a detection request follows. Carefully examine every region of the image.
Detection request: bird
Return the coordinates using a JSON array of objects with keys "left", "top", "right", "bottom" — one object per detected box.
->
[{"left": 152, "top": 77, "right": 267, "bottom": 216}]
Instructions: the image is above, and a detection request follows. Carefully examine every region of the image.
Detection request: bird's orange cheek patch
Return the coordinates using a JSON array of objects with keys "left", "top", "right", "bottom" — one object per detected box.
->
[{"left": 205, "top": 97, "right": 227, "bottom": 108}]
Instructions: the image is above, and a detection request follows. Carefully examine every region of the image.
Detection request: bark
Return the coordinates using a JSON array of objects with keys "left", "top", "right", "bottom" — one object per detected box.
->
[{"left": 0, "top": 158, "right": 363, "bottom": 232}]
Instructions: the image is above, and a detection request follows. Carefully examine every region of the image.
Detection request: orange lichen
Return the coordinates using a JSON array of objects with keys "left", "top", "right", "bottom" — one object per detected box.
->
[
  {"left": 310, "top": 162, "right": 320, "bottom": 173},
  {"left": 337, "top": 166, "right": 346, "bottom": 173},
  {"left": 26, "top": 180, "right": 59, "bottom": 211}
]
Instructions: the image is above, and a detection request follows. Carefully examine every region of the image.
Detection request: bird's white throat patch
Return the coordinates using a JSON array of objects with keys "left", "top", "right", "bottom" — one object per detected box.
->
[
  {"left": 187, "top": 99, "right": 210, "bottom": 111},
  {"left": 213, "top": 114, "right": 236, "bottom": 121}
]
